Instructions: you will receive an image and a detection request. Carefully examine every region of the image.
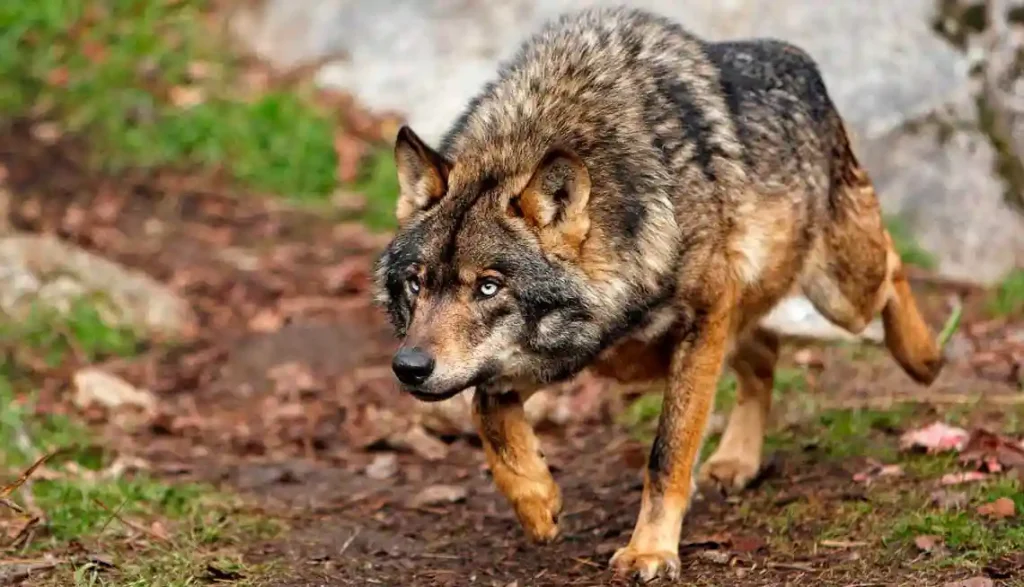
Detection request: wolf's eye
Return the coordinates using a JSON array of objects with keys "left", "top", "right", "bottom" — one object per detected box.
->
[
  {"left": 477, "top": 279, "right": 501, "bottom": 299},
  {"left": 406, "top": 276, "right": 421, "bottom": 295}
]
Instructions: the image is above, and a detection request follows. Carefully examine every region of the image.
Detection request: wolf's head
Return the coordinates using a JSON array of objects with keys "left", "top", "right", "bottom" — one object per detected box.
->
[{"left": 373, "top": 126, "right": 606, "bottom": 401}]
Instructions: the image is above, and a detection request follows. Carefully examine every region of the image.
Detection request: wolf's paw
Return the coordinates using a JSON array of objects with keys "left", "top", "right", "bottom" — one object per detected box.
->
[
  {"left": 698, "top": 452, "right": 760, "bottom": 494},
  {"left": 514, "top": 494, "right": 561, "bottom": 542},
  {"left": 609, "top": 547, "right": 681, "bottom": 582},
  {"left": 509, "top": 479, "right": 562, "bottom": 543}
]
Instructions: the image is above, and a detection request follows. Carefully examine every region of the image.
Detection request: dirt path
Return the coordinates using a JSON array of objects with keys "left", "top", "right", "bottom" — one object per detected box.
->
[{"left": 2, "top": 121, "right": 1022, "bottom": 587}]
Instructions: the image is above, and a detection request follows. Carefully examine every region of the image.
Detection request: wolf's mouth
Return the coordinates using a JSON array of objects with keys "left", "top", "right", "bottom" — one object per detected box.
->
[{"left": 406, "top": 386, "right": 466, "bottom": 403}]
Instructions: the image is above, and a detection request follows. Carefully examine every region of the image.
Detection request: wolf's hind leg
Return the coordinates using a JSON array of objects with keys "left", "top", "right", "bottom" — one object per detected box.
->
[
  {"left": 698, "top": 327, "right": 779, "bottom": 493},
  {"left": 800, "top": 153, "right": 944, "bottom": 385},
  {"left": 473, "top": 390, "right": 562, "bottom": 543}
]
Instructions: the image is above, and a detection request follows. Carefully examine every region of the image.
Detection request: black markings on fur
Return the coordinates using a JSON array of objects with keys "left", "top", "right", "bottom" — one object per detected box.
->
[
  {"left": 644, "top": 60, "right": 725, "bottom": 182},
  {"left": 647, "top": 430, "right": 671, "bottom": 481}
]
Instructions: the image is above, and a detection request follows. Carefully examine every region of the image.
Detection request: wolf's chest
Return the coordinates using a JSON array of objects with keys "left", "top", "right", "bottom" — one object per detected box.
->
[{"left": 590, "top": 307, "right": 679, "bottom": 383}]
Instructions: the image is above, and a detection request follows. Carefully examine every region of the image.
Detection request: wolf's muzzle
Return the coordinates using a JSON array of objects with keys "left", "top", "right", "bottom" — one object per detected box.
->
[{"left": 391, "top": 347, "right": 436, "bottom": 386}]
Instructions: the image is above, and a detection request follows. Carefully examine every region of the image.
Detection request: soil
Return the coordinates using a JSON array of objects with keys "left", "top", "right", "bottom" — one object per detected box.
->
[{"left": 1, "top": 119, "right": 1022, "bottom": 587}]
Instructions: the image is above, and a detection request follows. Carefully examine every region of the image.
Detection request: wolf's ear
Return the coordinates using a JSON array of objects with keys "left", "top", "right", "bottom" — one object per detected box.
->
[
  {"left": 510, "top": 148, "right": 591, "bottom": 235},
  {"left": 394, "top": 126, "right": 452, "bottom": 224}
]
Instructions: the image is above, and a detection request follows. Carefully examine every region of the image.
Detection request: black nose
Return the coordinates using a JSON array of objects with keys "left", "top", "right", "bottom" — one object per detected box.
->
[{"left": 392, "top": 347, "right": 435, "bottom": 385}]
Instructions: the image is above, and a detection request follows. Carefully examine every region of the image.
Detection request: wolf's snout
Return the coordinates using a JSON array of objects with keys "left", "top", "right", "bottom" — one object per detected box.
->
[{"left": 391, "top": 347, "right": 436, "bottom": 385}]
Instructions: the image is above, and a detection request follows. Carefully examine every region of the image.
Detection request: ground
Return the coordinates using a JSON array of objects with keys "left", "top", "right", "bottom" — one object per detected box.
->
[{"left": 1, "top": 3, "right": 1023, "bottom": 587}]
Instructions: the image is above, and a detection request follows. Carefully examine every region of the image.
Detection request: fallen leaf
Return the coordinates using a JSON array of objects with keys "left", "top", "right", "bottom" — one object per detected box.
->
[
  {"left": 941, "top": 471, "right": 989, "bottom": 486},
  {"left": 959, "top": 429, "right": 1024, "bottom": 472},
  {"left": 620, "top": 441, "right": 648, "bottom": 470},
  {"left": 331, "top": 190, "right": 368, "bottom": 215},
  {"left": 248, "top": 309, "right": 283, "bottom": 333},
  {"left": 267, "top": 362, "right": 318, "bottom": 397},
  {"left": 407, "top": 484, "right": 468, "bottom": 508},
  {"left": 942, "top": 578, "right": 994, "bottom": 587},
  {"left": 82, "top": 41, "right": 107, "bottom": 64},
  {"left": 914, "top": 534, "right": 948, "bottom": 556},
  {"left": 976, "top": 497, "right": 1016, "bottom": 520},
  {"left": 365, "top": 453, "right": 398, "bottom": 480},
  {"left": 73, "top": 368, "right": 156, "bottom": 412},
  {"left": 149, "top": 520, "right": 170, "bottom": 541},
  {"left": 322, "top": 258, "right": 369, "bottom": 294},
  {"left": 388, "top": 424, "right": 449, "bottom": 462},
  {"left": 819, "top": 539, "right": 868, "bottom": 549},
  {"left": 729, "top": 534, "right": 766, "bottom": 554},
  {"left": 792, "top": 348, "right": 823, "bottom": 368},
  {"left": 187, "top": 61, "right": 213, "bottom": 81},
  {"left": 334, "top": 132, "right": 368, "bottom": 184},
  {"left": 929, "top": 489, "right": 968, "bottom": 511},
  {"left": 853, "top": 459, "right": 904, "bottom": 484},
  {"left": 31, "top": 122, "right": 62, "bottom": 144},
  {"left": 900, "top": 422, "right": 969, "bottom": 453},
  {"left": 169, "top": 85, "right": 205, "bottom": 109},
  {"left": 46, "top": 66, "right": 70, "bottom": 87}
]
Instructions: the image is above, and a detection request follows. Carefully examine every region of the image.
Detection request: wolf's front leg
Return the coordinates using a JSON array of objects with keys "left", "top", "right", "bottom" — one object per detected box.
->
[
  {"left": 473, "top": 389, "right": 562, "bottom": 542},
  {"left": 610, "top": 302, "right": 732, "bottom": 582}
]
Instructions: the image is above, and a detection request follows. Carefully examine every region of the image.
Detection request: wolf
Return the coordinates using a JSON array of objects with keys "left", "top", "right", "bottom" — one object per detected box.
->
[{"left": 373, "top": 6, "right": 945, "bottom": 582}]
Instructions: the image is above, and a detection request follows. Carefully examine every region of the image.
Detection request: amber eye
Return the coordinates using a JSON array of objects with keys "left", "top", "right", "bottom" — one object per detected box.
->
[{"left": 476, "top": 278, "right": 502, "bottom": 299}]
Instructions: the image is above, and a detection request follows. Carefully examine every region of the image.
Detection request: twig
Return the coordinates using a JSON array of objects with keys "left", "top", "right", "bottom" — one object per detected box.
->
[
  {"left": 90, "top": 498, "right": 172, "bottom": 545},
  {"left": 338, "top": 527, "right": 360, "bottom": 556},
  {"left": 97, "top": 498, "right": 131, "bottom": 536},
  {"left": 819, "top": 539, "right": 868, "bottom": 549},
  {"left": 767, "top": 561, "right": 816, "bottom": 572},
  {"left": 0, "top": 497, "right": 25, "bottom": 514},
  {"left": 571, "top": 557, "right": 603, "bottom": 569},
  {"left": 0, "top": 449, "right": 66, "bottom": 499}
]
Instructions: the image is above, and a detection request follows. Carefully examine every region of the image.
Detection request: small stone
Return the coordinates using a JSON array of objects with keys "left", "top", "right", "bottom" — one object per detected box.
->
[
  {"left": 365, "top": 453, "right": 399, "bottom": 480},
  {"left": 407, "top": 484, "right": 468, "bottom": 508},
  {"left": 73, "top": 368, "right": 156, "bottom": 412},
  {"left": 699, "top": 550, "right": 732, "bottom": 565}
]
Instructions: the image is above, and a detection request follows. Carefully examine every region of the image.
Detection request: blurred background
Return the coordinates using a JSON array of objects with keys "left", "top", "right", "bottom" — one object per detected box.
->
[{"left": 0, "top": 1, "right": 1022, "bottom": 585}]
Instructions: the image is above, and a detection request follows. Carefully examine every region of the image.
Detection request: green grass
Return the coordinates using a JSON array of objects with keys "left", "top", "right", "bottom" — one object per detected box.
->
[
  {"left": 987, "top": 269, "right": 1024, "bottom": 317},
  {"left": 810, "top": 406, "right": 914, "bottom": 460},
  {"left": 622, "top": 367, "right": 815, "bottom": 451},
  {"left": 885, "top": 215, "right": 937, "bottom": 270},
  {"left": 890, "top": 478, "right": 1024, "bottom": 564},
  {"left": 1, "top": 297, "right": 143, "bottom": 372},
  {"left": 0, "top": 0, "right": 400, "bottom": 216},
  {"left": 0, "top": 301, "right": 280, "bottom": 585}
]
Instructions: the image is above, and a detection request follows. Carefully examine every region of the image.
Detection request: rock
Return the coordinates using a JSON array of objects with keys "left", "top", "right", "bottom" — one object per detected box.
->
[
  {"left": 73, "top": 367, "right": 157, "bottom": 412},
  {"left": 232, "top": 0, "right": 969, "bottom": 147},
  {"left": 406, "top": 484, "right": 468, "bottom": 507},
  {"left": 857, "top": 94, "right": 1024, "bottom": 285},
  {"left": 699, "top": 549, "right": 733, "bottom": 565},
  {"left": 365, "top": 453, "right": 399, "bottom": 480},
  {"left": 387, "top": 424, "right": 449, "bottom": 461},
  {"left": 0, "top": 234, "right": 197, "bottom": 340}
]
